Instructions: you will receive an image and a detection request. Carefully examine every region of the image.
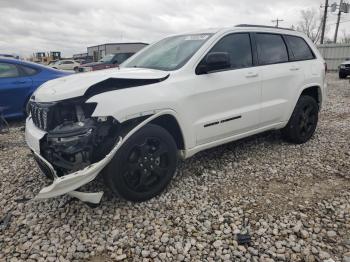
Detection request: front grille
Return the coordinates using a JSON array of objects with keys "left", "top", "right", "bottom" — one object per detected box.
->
[
  {"left": 33, "top": 154, "right": 55, "bottom": 179},
  {"left": 30, "top": 103, "right": 53, "bottom": 131},
  {"left": 345, "top": 64, "right": 350, "bottom": 68}
]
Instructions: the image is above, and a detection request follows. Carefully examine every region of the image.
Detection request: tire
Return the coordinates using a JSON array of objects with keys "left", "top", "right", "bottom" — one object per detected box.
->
[
  {"left": 104, "top": 124, "right": 178, "bottom": 202},
  {"left": 74, "top": 67, "right": 79, "bottom": 73},
  {"left": 339, "top": 72, "right": 347, "bottom": 79},
  {"left": 282, "top": 95, "right": 319, "bottom": 144}
]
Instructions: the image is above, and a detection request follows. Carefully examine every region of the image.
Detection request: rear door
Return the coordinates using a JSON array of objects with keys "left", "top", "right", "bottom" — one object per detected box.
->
[
  {"left": 254, "top": 33, "right": 304, "bottom": 126},
  {"left": 190, "top": 32, "right": 261, "bottom": 145},
  {"left": 284, "top": 35, "right": 318, "bottom": 96},
  {"left": 0, "top": 62, "right": 33, "bottom": 117}
]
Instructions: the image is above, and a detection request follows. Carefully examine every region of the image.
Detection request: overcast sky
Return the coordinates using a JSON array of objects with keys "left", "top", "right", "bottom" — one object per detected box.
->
[{"left": 0, "top": 0, "right": 348, "bottom": 57}]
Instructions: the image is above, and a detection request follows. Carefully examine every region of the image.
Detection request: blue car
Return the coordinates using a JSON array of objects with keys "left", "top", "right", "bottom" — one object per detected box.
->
[{"left": 0, "top": 58, "right": 71, "bottom": 118}]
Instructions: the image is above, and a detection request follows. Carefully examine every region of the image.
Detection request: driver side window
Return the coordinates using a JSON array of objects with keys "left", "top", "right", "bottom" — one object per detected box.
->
[{"left": 207, "top": 33, "right": 253, "bottom": 70}]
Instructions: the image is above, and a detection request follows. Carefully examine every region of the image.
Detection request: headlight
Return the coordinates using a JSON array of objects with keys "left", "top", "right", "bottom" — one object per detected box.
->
[{"left": 340, "top": 65, "right": 346, "bottom": 69}]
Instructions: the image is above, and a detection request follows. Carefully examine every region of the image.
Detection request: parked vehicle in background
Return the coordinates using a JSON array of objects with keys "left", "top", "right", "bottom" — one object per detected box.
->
[
  {"left": 339, "top": 58, "right": 350, "bottom": 79},
  {"left": 0, "top": 58, "right": 71, "bottom": 118},
  {"left": 25, "top": 25, "right": 326, "bottom": 203},
  {"left": 77, "top": 53, "right": 134, "bottom": 72},
  {"left": 48, "top": 59, "right": 81, "bottom": 71},
  {"left": 47, "top": 60, "right": 58, "bottom": 66},
  {"left": 0, "top": 54, "right": 20, "bottom": 59}
]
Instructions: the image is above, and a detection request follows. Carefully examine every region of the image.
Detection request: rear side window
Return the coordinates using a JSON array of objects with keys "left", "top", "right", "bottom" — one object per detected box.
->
[
  {"left": 256, "top": 33, "right": 288, "bottom": 65},
  {"left": 20, "top": 65, "right": 39, "bottom": 76},
  {"left": 210, "top": 33, "right": 253, "bottom": 69},
  {"left": 285, "top": 35, "right": 315, "bottom": 61},
  {"left": 0, "top": 62, "right": 20, "bottom": 78}
]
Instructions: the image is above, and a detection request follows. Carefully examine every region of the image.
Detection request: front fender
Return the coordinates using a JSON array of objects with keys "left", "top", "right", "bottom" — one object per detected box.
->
[{"left": 87, "top": 85, "right": 178, "bottom": 122}]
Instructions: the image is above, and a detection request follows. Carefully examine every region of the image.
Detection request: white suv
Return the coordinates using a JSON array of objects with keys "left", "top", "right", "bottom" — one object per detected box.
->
[{"left": 25, "top": 25, "right": 326, "bottom": 203}]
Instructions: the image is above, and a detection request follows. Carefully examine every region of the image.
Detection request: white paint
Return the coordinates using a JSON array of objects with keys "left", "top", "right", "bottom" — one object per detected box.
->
[{"left": 26, "top": 26, "right": 325, "bottom": 202}]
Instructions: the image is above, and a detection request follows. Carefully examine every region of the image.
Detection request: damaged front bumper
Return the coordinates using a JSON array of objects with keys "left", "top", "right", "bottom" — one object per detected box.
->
[
  {"left": 25, "top": 117, "right": 121, "bottom": 203},
  {"left": 25, "top": 110, "right": 169, "bottom": 204}
]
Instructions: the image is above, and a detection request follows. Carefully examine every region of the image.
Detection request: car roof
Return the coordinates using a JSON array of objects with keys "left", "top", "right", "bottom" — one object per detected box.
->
[
  {"left": 0, "top": 57, "right": 61, "bottom": 70},
  {"left": 184, "top": 25, "right": 305, "bottom": 37},
  {"left": 0, "top": 57, "right": 41, "bottom": 67}
]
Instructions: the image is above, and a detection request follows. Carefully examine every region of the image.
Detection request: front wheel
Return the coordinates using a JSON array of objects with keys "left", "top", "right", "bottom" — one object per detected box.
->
[
  {"left": 282, "top": 95, "right": 319, "bottom": 144},
  {"left": 104, "top": 124, "right": 178, "bottom": 202}
]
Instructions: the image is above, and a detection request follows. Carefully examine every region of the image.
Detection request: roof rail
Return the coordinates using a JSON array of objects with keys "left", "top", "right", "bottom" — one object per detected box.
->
[{"left": 235, "top": 24, "right": 295, "bottom": 31}]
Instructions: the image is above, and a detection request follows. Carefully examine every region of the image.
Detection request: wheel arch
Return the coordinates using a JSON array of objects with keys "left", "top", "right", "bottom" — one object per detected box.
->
[
  {"left": 118, "top": 111, "right": 186, "bottom": 151},
  {"left": 299, "top": 85, "right": 322, "bottom": 109}
]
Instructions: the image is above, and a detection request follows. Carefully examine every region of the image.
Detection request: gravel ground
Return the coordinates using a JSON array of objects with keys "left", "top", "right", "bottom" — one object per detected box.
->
[{"left": 0, "top": 73, "right": 349, "bottom": 262}]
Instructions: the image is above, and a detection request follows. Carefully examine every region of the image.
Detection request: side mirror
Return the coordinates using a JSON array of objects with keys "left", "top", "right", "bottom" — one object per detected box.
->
[
  {"left": 196, "top": 52, "right": 231, "bottom": 74},
  {"left": 206, "top": 52, "right": 230, "bottom": 72}
]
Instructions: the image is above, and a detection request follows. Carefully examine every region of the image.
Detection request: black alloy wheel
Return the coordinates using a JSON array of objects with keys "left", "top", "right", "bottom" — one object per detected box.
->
[
  {"left": 104, "top": 124, "right": 178, "bottom": 202},
  {"left": 297, "top": 103, "right": 318, "bottom": 140},
  {"left": 123, "top": 137, "right": 171, "bottom": 193},
  {"left": 282, "top": 95, "right": 319, "bottom": 144}
]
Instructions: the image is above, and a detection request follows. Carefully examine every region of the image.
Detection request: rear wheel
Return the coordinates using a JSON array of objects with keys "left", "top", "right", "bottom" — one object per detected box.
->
[
  {"left": 104, "top": 124, "right": 178, "bottom": 202},
  {"left": 282, "top": 95, "right": 319, "bottom": 144},
  {"left": 339, "top": 72, "right": 347, "bottom": 79}
]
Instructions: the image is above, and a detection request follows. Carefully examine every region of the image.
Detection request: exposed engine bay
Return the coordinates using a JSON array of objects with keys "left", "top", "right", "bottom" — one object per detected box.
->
[{"left": 29, "top": 98, "right": 120, "bottom": 176}]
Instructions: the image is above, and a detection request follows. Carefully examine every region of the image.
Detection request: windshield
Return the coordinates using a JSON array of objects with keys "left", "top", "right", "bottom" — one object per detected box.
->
[
  {"left": 123, "top": 33, "right": 212, "bottom": 71},
  {"left": 99, "top": 54, "right": 114, "bottom": 63}
]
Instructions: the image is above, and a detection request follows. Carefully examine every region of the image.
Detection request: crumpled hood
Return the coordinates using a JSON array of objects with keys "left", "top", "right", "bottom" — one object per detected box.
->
[{"left": 33, "top": 67, "right": 169, "bottom": 102}]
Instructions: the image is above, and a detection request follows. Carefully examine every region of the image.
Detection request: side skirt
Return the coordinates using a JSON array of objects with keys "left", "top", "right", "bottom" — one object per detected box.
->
[{"left": 182, "top": 122, "right": 287, "bottom": 159}]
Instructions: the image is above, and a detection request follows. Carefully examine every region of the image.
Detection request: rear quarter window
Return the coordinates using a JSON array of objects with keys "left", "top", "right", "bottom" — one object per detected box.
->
[
  {"left": 19, "top": 65, "right": 39, "bottom": 76},
  {"left": 285, "top": 35, "right": 315, "bottom": 61}
]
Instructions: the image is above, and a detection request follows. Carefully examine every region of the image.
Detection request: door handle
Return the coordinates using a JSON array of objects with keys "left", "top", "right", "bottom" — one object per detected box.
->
[
  {"left": 290, "top": 66, "right": 300, "bottom": 71},
  {"left": 245, "top": 72, "right": 259, "bottom": 78},
  {"left": 12, "top": 80, "right": 26, "bottom": 84}
]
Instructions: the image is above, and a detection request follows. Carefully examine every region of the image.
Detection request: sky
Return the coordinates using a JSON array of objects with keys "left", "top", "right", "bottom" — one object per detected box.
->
[{"left": 0, "top": 0, "right": 349, "bottom": 58}]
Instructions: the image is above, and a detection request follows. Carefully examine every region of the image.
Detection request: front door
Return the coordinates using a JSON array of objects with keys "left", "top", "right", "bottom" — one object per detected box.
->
[{"left": 187, "top": 33, "right": 261, "bottom": 145}]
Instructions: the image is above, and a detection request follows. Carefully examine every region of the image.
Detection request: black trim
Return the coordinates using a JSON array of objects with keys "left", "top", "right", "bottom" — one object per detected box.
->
[
  {"left": 220, "top": 115, "right": 241, "bottom": 123},
  {"left": 84, "top": 75, "right": 169, "bottom": 98},
  {"left": 204, "top": 121, "right": 219, "bottom": 128},
  {"left": 250, "top": 33, "right": 259, "bottom": 66},
  {"left": 204, "top": 115, "right": 241, "bottom": 128}
]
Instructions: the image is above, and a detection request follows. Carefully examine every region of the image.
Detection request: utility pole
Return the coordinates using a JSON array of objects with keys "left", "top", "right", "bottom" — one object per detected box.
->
[
  {"left": 334, "top": 0, "right": 343, "bottom": 43},
  {"left": 320, "top": 0, "right": 329, "bottom": 44},
  {"left": 272, "top": 18, "right": 284, "bottom": 27}
]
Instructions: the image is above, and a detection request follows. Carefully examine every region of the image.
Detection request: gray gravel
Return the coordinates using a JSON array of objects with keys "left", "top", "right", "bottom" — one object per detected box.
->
[{"left": 0, "top": 73, "right": 349, "bottom": 262}]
